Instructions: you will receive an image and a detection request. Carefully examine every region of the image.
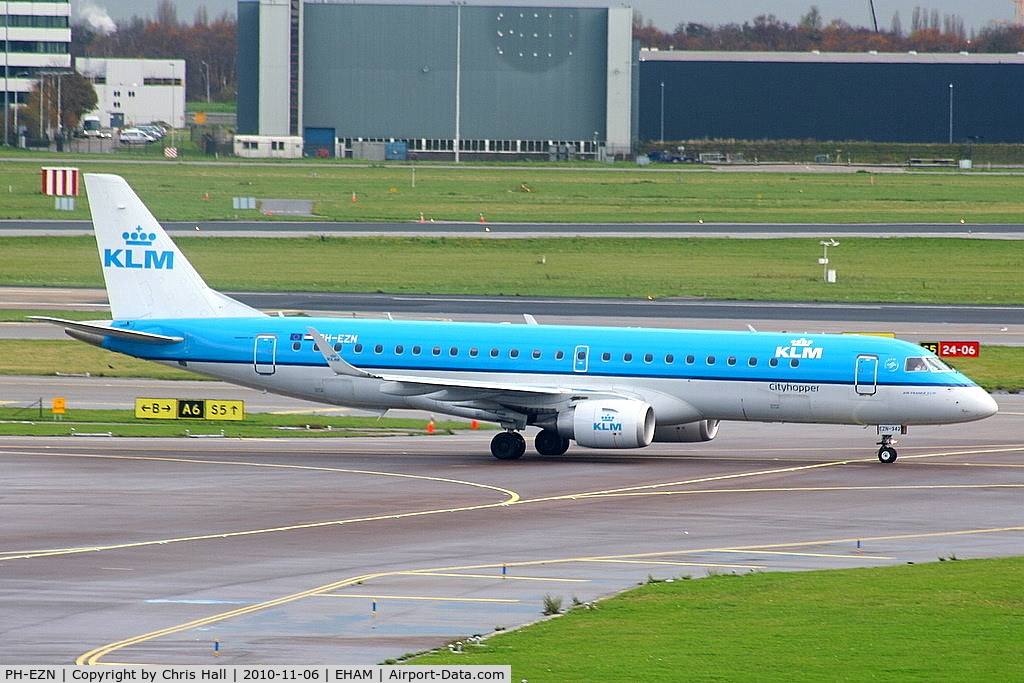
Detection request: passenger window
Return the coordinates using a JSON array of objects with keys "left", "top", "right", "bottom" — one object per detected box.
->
[
  {"left": 602, "top": 352, "right": 611, "bottom": 362},
  {"left": 706, "top": 355, "right": 716, "bottom": 365},
  {"left": 510, "top": 349, "right": 520, "bottom": 359},
  {"left": 490, "top": 348, "right": 499, "bottom": 358},
  {"left": 374, "top": 344, "right": 383, "bottom": 354},
  {"left": 790, "top": 359, "right": 800, "bottom": 368},
  {"left": 432, "top": 347, "right": 441, "bottom": 356},
  {"left": 292, "top": 341, "right": 301, "bottom": 352},
  {"left": 333, "top": 343, "right": 342, "bottom": 352},
  {"left": 623, "top": 353, "right": 633, "bottom": 362},
  {"left": 748, "top": 357, "right": 757, "bottom": 367},
  {"left": 469, "top": 348, "right": 479, "bottom": 357},
  {"left": 644, "top": 353, "right": 653, "bottom": 363},
  {"left": 450, "top": 347, "right": 458, "bottom": 356},
  {"left": 395, "top": 345, "right": 404, "bottom": 354},
  {"left": 532, "top": 350, "right": 542, "bottom": 359},
  {"left": 769, "top": 358, "right": 779, "bottom": 367},
  {"left": 686, "top": 355, "right": 695, "bottom": 364},
  {"left": 727, "top": 356, "right": 737, "bottom": 366},
  {"left": 555, "top": 350, "right": 564, "bottom": 360},
  {"left": 354, "top": 344, "right": 363, "bottom": 353},
  {"left": 412, "top": 346, "right": 422, "bottom": 355},
  {"left": 665, "top": 354, "right": 674, "bottom": 364}
]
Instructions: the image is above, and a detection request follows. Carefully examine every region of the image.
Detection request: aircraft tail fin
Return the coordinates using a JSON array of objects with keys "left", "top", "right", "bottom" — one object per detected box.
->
[{"left": 85, "top": 173, "right": 265, "bottom": 320}]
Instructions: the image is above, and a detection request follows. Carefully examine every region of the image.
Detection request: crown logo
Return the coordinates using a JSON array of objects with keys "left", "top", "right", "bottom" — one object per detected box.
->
[
  {"left": 122, "top": 228, "right": 156, "bottom": 246},
  {"left": 790, "top": 338, "right": 814, "bottom": 347}
]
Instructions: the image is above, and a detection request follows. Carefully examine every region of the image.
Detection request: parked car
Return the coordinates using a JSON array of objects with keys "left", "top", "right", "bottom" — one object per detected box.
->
[
  {"left": 119, "top": 128, "right": 156, "bottom": 145},
  {"left": 136, "top": 124, "right": 167, "bottom": 140}
]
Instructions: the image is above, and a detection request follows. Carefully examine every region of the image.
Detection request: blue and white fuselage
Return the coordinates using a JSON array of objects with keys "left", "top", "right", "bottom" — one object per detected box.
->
[{"left": 38, "top": 174, "right": 998, "bottom": 462}]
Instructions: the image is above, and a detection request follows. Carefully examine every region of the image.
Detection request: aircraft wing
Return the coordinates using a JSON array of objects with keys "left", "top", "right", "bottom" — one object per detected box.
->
[{"left": 29, "top": 317, "right": 185, "bottom": 344}]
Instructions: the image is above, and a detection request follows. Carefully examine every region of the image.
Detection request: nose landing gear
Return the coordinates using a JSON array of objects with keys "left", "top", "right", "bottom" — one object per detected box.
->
[{"left": 877, "top": 434, "right": 898, "bottom": 464}]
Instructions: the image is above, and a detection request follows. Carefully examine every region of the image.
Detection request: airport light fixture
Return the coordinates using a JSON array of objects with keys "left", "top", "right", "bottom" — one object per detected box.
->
[{"left": 819, "top": 239, "right": 839, "bottom": 282}]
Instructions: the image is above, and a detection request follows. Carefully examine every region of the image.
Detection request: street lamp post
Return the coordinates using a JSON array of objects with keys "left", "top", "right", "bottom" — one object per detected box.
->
[
  {"left": 203, "top": 60, "right": 211, "bottom": 103},
  {"left": 453, "top": 2, "right": 463, "bottom": 163},
  {"left": 948, "top": 82, "right": 953, "bottom": 144},
  {"left": 659, "top": 81, "right": 665, "bottom": 143},
  {"left": 4, "top": 1, "right": 9, "bottom": 146},
  {"left": 170, "top": 61, "right": 176, "bottom": 147}
]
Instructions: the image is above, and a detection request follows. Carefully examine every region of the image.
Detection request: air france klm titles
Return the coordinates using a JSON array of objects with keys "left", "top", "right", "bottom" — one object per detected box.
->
[
  {"left": 104, "top": 229, "right": 174, "bottom": 270},
  {"left": 775, "top": 338, "right": 823, "bottom": 359}
]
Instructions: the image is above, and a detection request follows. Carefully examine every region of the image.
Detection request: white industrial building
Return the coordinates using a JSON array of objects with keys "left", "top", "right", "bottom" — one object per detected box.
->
[
  {"left": 76, "top": 58, "right": 186, "bottom": 131},
  {"left": 2, "top": 0, "right": 72, "bottom": 142}
]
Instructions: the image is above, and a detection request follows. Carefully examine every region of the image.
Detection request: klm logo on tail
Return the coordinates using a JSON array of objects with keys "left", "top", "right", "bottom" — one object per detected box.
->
[{"left": 104, "top": 229, "right": 174, "bottom": 270}]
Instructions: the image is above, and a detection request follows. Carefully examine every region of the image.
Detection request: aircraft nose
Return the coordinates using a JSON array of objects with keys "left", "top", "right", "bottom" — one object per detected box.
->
[{"left": 962, "top": 387, "right": 999, "bottom": 421}]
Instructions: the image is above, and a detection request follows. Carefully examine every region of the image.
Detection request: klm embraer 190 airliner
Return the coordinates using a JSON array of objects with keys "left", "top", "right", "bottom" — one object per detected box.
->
[{"left": 37, "top": 174, "right": 998, "bottom": 462}]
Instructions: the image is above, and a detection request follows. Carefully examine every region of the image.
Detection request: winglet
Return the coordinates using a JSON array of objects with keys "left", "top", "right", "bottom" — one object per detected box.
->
[{"left": 307, "top": 327, "right": 377, "bottom": 378}]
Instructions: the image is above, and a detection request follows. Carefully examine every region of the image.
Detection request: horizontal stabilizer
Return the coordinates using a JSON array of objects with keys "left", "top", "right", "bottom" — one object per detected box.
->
[{"left": 29, "top": 317, "right": 184, "bottom": 344}]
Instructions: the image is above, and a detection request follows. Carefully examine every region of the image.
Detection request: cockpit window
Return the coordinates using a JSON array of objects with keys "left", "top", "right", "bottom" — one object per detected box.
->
[
  {"left": 905, "top": 357, "right": 929, "bottom": 372},
  {"left": 905, "top": 356, "right": 954, "bottom": 372},
  {"left": 924, "top": 356, "right": 953, "bottom": 372}
]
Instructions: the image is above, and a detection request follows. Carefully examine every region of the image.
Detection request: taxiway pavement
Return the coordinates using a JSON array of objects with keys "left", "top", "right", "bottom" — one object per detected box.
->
[{"left": 2, "top": 398, "right": 1022, "bottom": 664}]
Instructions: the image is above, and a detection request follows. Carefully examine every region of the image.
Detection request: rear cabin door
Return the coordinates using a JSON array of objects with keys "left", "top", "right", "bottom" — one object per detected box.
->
[{"left": 254, "top": 334, "right": 277, "bottom": 375}]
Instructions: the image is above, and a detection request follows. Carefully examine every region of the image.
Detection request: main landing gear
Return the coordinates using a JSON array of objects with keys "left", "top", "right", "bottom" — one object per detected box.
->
[
  {"left": 877, "top": 434, "right": 898, "bottom": 464},
  {"left": 490, "top": 429, "right": 571, "bottom": 459},
  {"left": 490, "top": 431, "right": 526, "bottom": 460}
]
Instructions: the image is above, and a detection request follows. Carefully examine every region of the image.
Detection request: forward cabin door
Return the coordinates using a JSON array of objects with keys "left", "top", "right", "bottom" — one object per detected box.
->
[{"left": 855, "top": 354, "right": 878, "bottom": 396}]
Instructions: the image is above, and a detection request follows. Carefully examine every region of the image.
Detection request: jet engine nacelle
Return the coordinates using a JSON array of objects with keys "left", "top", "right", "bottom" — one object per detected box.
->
[
  {"left": 653, "top": 419, "right": 720, "bottom": 443},
  {"left": 557, "top": 399, "right": 655, "bottom": 449}
]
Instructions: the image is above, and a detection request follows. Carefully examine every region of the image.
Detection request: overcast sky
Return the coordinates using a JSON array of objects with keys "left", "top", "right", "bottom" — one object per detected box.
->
[{"left": 76, "top": 0, "right": 1017, "bottom": 36}]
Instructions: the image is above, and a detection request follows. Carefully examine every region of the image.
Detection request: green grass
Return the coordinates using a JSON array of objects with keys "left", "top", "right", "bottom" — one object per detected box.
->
[
  {"left": 0, "top": 406, "right": 480, "bottom": 438},
  {"left": 412, "top": 557, "right": 1024, "bottom": 680},
  {"left": 4, "top": 235, "right": 1024, "bottom": 304},
  {"left": 3, "top": 160, "right": 1024, "bottom": 223}
]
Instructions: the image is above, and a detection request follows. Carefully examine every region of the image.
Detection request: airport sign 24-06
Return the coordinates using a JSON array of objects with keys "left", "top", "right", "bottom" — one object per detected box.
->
[{"left": 135, "top": 398, "right": 245, "bottom": 421}]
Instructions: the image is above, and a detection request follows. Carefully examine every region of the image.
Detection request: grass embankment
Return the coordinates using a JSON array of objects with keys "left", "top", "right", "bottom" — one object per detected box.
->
[
  {"left": 3, "top": 161, "right": 1024, "bottom": 223},
  {"left": 4, "top": 236, "right": 1024, "bottom": 304},
  {"left": 0, "top": 406, "right": 477, "bottom": 438},
  {"left": 413, "top": 557, "right": 1024, "bottom": 680}
]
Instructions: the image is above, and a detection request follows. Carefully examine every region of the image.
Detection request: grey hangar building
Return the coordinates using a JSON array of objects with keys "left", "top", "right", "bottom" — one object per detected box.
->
[{"left": 236, "top": 1, "right": 1024, "bottom": 160}]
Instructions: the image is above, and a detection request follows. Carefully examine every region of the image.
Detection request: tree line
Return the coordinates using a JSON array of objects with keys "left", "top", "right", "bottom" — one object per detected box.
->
[
  {"left": 72, "top": 0, "right": 236, "bottom": 103},
  {"left": 64, "top": 2, "right": 1024, "bottom": 110},
  {"left": 633, "top": 6, "right": 1024, "bottom": 53}
]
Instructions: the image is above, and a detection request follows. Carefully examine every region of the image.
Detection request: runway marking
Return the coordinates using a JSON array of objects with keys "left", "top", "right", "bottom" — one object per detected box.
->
[
  {"left": 322, "top": 594, "right": 519, "bottom": 603},
  {"left": 4, "top": 444, "right": 1022, "bottom": 561},
  {"left": 399, "top": 571, "right": 588, "bottom": 583},
  {"left": 0, "top": 450, "right": 520, "bottom": 561},
  {"left": 78, "top": 524, "right": 1024, "bottom": 666},
  {"left": 582, "top": 559, "right": 766, "bottom": 570},
  {"left": 714, "top": 550, "right": 894, "bottom": 560}
]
